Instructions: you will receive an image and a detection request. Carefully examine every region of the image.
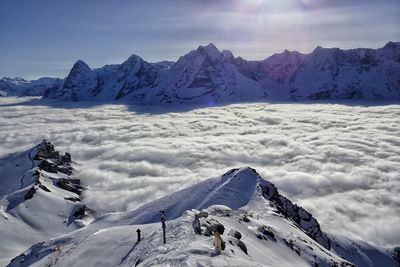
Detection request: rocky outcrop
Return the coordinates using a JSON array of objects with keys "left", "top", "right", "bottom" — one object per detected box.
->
[
  {"left": 9, "top": 140, "right": 87, "bottom": 219},
  {"left": 259, "top": 178, "right": 331, "bottom": 250},
  {"left": 34, "top": 140, "right": 75, "bottom": 177}
]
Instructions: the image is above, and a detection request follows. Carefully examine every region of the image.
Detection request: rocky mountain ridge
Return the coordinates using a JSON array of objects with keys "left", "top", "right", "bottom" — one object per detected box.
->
[
  {"left": 5, "top": 166, "right": 399, "bottom": 267},
  {"left": 0, "top": 141, "right": 90, "bottom": 266}
]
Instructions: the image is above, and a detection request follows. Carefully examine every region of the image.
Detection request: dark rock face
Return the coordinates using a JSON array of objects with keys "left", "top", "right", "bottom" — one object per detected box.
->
[
  {"left": 73, "top": 205, "right": 86, "bottom": 219},
  {"left": 242, "top": 216, "right": 250, "bottom": 223},
  {"left": 228, "top": 229, "right": 242, "bottom": 240},
  {"left": 258, "top": 225, "right": 276, "bottom": 242},
  {"left": 260, "top": 179, "right": 331, "bottom": 250},
  {"left": 34, "top": 140, "right": 80, "bottom": 194},
  {"left": 55, "top": 178, "right": 83, "bottom": 195},
  {"left": 392, "top": 247, "right": 400, "bottom": 265},
  {"left": 237, "top": 240, "right": 248, "bottom": 255},
  {"left": 28, "top": 140, "right": 85, "bottom": 207},
  {"left": 38, "top": 160, "right": 58, "bottom": 173},
  {"left": 24, "top": 187, "right": 36, "bottom": 200},
  {"left": 61, "top": 152, "right": 72, "bottom": 163},
  {"left": 34, "top": 140, "right": 59, "bottom": 160}
]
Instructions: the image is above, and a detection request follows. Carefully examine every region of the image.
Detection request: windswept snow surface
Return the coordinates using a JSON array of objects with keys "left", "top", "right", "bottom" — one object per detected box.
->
[{"left": 0, "top": 97, "right": 399, "bottom": 252}]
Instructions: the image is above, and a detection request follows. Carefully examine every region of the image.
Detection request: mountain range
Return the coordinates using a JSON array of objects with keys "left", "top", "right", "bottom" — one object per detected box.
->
[{"left": 1, "top": 42, "right": 399, "bottom": 103}]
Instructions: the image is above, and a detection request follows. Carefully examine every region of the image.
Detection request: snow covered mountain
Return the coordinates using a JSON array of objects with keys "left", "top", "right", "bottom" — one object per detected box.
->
[
  {"left": 38, "top": 41, "right": 400, "bottom": 103},
  {"left": 44, "top": 54, "right": 166, "bottom": 101},
  {"left": 0, "top": 141, "right": 90, "bottom": 266},
  {"left": 6, "top": 167, "right": 399, "bottom": 267},
  {"left": 141, "top": 43, "right": 266, "bottom": 104},
  {"left": 0, "top": 77, "right": 63, "bottom": 97}
]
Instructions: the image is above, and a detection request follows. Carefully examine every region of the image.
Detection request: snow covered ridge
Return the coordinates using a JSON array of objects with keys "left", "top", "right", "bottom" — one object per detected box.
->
[
  {"left": 6, "top": 166, "right": 399, "bottom": 266},
  {"left": 4, "top": 41, "right": 398, "bottom": 102},
  {"left": 0, "top": 140, "right": 90, "bottom": 266}
]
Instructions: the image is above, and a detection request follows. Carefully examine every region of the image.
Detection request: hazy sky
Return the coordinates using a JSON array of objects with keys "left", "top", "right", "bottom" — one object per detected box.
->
[{"left": 0, "top": 0, "right": 399, "bottom": 79}]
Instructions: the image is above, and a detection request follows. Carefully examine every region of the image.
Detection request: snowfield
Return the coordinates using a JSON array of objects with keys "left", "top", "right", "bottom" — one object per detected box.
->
[{"left": 0, "top": 96, "right": 399, "bottom": 253}]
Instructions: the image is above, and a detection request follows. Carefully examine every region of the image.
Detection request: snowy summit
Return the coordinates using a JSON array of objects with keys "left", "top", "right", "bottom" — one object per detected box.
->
[{"left": 1, "top": 143, "right": 398, "bottom": 267}]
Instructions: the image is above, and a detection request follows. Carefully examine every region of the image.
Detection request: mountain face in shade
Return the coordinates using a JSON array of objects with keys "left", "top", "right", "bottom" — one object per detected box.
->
[
  {"left": 146, "top": 43, "right": 265, "bottom": 104},
  {"left": 4, "top": 42, "right": 400, "bottom": 102},
  {"left": 45, "top": 60, "right": 100, "bottom": 101}
]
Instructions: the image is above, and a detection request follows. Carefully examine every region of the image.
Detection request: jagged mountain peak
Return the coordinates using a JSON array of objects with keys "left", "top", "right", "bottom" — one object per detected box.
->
[
  {"left": 195, "top": 43, "right": 224, "bottom": 60},
  {"left": 121, "top": 53, "right": 144, "bottom": 66},
  {"left": 197, "top": 42, "right": 219, "bottom": 52},
  {"left": 222, "top": 50, "right": 235, "bottom": 61},
  {"left": 71, "top": 59, "right": 91, "bottom": 70},
  {"left": 383, "top": 41, "right": 400, "bottom": 49}
]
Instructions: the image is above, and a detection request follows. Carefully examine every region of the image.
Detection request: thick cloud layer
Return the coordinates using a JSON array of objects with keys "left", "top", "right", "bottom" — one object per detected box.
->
[{"left": 0, "top": 97, "right": 399, "bottom": 246}]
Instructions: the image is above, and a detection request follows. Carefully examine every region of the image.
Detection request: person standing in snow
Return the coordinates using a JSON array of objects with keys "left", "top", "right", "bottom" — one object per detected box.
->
[{"left": 213, "top": 229, "right": 223, "bottom": 255}]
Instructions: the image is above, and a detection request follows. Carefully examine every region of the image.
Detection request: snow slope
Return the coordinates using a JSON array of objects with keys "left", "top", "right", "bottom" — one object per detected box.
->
[
  {"left": 0, "top": 141, "right": 90, "bottom": 266},
  {"left": 8, "top": 167, "right": 399, "bottom": 267}
]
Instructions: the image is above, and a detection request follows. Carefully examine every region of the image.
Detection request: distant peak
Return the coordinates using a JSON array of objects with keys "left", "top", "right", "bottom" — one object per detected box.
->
[
  {"left": 313, "top": 45, "right": 324, "bottom": 52},
  {"left": 383, "top": 41, "right": 400, "bottom": 49},
  {"left": 124, "top": 53, "right": 143, "bottom": 63},
  {"left": 196, "top": 43, "right": 221, "bottom": 57},
  {"left": 203, "top": 42, "right": 218, "bottom": 50},
  {"left": 222, "top": 50, "right": 234, "bottom": 61},
  {"left": 1, "top": 77, "right": 27, "bottom": 82},
  {"left": 72, "top": 59, "right": 91, "bottom": 70}
]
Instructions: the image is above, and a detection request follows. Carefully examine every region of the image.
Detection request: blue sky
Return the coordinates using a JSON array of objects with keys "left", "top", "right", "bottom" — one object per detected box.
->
[{"left": 0, "top": 0, "right": 399, "bottom": 79}]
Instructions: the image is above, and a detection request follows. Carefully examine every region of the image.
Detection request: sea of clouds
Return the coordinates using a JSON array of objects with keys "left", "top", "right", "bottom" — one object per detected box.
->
[{"left": 0, "top": 97, "right": 399, "bottom": 247}]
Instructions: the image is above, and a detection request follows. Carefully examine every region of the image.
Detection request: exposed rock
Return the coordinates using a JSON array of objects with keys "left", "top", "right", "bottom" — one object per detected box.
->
[
  {"left": 57, "top": 165, "right": 73, "bottom": 175},
  {"left": 34, "top": 140, "right": 59, "bottom": 160},
  {"left": 392, "top": 247, "right": 400, "bottom": 265},
  {"left": 55, "top": 178, "right": 83, "bottom": 195},
  {"left": 72, "top": 205, "right": 86, "bottom": 219},
  {"left": 64, "top": 197, "right": 81, "bottom": 202},
  {"left": 227, "top": 236, "right": 248, "bottom": 255},
  {"left": 61, "top": 152, "right": 72, "bottom": 163},
  {"left": 284, "top": 239, "right": 301, "bottom": 256},
  {"left": 38, "top": 184, "right": 51, "bottom": 192},
  {"left": 258, "top": 225, "right": 276, "bottom": 242},
  {"left": 228, "top": 229, "right": 242, "bottom": 240},
  {"left": 237, "top": 240, "right": 248, "bottom": 255},
  {"left": 38, "top": 160, "right": 58, "bottom": 173},
  {"left": 24, "top": 187, "right": 36, "bottom": 200},
  {"left": 259, "top": 179, "right": 331, "bottom": 249},
  {"left": 242, "top": 216, "right": 250, "bottom": 223}
]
